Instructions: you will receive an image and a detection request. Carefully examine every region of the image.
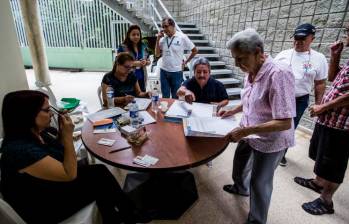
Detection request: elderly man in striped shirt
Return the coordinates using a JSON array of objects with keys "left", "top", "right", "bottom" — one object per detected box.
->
[{"left": 294, "top": 27, "right": 349, "bottom": 216}]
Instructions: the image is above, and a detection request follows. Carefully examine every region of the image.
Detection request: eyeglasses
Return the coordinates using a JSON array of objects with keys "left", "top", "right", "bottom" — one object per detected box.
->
[
  {"left": 40, "top": 107, "right": 51, "bottom": 113},
  {"left": 161, "top": 24, "right": 170, "bottom": 29},
  {"left": 122, "top": 64, "right": 133, "bottom": 70}
]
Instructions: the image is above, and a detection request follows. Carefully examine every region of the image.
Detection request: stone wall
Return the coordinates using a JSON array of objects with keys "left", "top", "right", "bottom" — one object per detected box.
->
[{"left": 163, "top": 0, "right": 349, "bottom": 130}]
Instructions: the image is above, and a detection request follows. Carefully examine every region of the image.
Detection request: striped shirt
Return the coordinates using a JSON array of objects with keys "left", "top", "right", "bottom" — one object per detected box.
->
[{"left": 317, "top": 61, "right": 349, "bottom": 130}]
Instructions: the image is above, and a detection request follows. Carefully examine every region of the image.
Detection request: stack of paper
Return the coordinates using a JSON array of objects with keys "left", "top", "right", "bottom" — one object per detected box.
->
[
  {"left": 183, "top": 116, "right": 239, "bottom": 137},
  {"left": 87, "top": 107, "right": 126, "bottom": 122},
  {"left": 93, "top": 122, "right": 118, "bottom": 134}
]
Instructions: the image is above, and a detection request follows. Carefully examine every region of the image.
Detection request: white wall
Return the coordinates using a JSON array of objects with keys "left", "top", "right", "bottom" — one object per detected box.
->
[{"left": 0, "top": 0, "right": 29, "bottom": 138}]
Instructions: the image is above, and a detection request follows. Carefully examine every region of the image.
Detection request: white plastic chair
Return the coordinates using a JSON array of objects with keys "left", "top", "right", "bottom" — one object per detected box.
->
[
  {"left": 0, "top": 196, "right": 101, "bottom": 224},
  {"left": 97, "top": 86, "right": 103, "bottom": 109}
]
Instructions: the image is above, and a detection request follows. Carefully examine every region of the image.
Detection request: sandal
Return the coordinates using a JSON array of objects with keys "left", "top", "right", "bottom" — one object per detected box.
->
[
  {"left": 223, "top": 184, "right": 249, "bottom": 197},
  {"left": 302, "top": 198, "right": 334, "bottom": 215},
  {"left": 294, "top": 177, "right": 323, "bottom": 194}
]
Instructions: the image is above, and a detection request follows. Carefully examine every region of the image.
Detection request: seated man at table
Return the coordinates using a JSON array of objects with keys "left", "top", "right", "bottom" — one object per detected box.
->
[{"left": 177, "top": 57, "right": 229, "bottom": 110}]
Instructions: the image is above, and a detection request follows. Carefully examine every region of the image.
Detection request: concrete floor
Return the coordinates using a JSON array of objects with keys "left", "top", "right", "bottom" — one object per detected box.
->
[{"left": 26, "top": 69, "right": 349, "bottom": 224}]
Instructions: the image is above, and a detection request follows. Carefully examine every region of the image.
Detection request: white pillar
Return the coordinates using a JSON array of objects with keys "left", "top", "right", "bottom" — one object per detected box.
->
[
  {"left": 0, "top": 0, "right": 29, "bottom": 137},
  {"left": 19, "top": 0, "right": 51, "bottom": 86}
]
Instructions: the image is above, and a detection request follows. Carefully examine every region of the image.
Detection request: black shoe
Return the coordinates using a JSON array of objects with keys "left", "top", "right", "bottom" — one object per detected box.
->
[
  {"left": 223, "top": 184, "right": 249, "bottom": 197},
  {"left": 280, "top": 156, "right": 287, "bottom": 167},
  {"left": 302, "top": 198, "right": 334, "bottom": 215}
]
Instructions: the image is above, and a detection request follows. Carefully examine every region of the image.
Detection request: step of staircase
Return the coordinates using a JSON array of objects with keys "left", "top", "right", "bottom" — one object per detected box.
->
[
  {"left": 191, "top": 40, "right": 209, "bottom": 44},
  {"left": 209, "top": 61, "right": 226, "bottom": 66},
  {"left": 180, "top": 27, "right": 200, "bottom": 33},
  {"left": 185, "top": 53, "right": 220, "bottom": 58},
  {"left": 226, "top": 88, "right": 242, "bottom": 96},
  {"left": 186, "top": 34, "right": 205, "bottom": 39},
  {"left": 196, "top": 46, "right": 215, "bottom": 51},
  {"left": 177, "top": 22, "right": 196, "bottom": 27},
  {"left": 216, "top": 78, "right": 240, "bottom": 85}
]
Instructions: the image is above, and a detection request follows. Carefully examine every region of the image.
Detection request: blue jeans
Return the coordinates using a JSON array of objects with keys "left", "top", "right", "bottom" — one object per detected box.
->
[{"left": 160, "top": 69, "right": 183, "bottom": 98}]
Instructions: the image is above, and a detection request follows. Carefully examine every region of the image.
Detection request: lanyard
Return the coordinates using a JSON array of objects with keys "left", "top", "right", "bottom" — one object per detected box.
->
[{"left": 166, "top": 36, "right": 176, "bottom": 49}]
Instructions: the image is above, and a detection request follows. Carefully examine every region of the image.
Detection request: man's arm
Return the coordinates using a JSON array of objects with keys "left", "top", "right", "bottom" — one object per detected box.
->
[
  {"left": 155, "top": 32, "right": 164, "bottom": 58},
  {"left": 309, "top": 93, "right": 349, "bottom": 117},
  {"left": 328, "top": 41, "right": 344, "bottom": 82},
  {"left": 184, "top": 47, "right": 198, "bottom": 66},
  {"left": 314, "top": 79, "right": 326, "bottom": 104},
  {"left": 226, "top": 118, "right": 292, "bottom": 142}
]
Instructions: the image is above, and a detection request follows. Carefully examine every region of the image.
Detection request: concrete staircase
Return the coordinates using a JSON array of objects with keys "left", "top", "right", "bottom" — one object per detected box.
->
[
  {"left": 102, "top": 0, "right": 242, "bottom": 99},
  {"left": 177, "top": 22, "right": 242, "bottom": 99}
]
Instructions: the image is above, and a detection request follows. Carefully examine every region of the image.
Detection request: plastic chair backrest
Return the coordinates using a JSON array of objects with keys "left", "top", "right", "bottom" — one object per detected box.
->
[{"left": 97, "top": 86, "right": 103, "bottom": 109}]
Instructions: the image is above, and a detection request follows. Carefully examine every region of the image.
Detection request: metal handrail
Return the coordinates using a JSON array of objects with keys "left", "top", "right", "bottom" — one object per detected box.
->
[
  {"left": 123, "top": 0, "right": 182, "bottom": 33},
  {"left": 155, "top": 0, "right": 182, "bottom": 33}
]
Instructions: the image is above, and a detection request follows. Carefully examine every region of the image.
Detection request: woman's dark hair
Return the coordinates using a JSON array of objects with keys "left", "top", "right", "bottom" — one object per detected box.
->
[
  {"left": 2, "top": 90, "right": 48, "bottom": 141},
  {"left": 123, "top": 25, "right": 143, "bottom": 55},
  {"left": 111, "top": 52, "right": 135, "bottom": 74}
]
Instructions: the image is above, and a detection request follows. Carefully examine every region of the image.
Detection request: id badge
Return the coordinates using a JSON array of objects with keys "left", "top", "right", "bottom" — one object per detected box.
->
[{"left": 165, "top": 50, "right": 172, "bottom": 56}]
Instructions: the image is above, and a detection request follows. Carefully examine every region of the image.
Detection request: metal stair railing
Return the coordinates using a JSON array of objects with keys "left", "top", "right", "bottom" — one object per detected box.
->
[{"left": 122, "top": 0, "right": 182, "bottom": 33}]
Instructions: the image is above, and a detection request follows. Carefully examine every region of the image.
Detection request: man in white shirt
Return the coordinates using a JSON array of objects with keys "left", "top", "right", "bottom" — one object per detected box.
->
[
  {"left": 275, "top": 23, "right": 328, "bottom": 166},
  {"left": 155, "top": 17, "right": 198, "bottom": 98}
]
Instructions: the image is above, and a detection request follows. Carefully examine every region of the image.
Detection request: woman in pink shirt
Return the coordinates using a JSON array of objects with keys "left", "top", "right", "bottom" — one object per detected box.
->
[{"left": 219, "top": 29, "right": 296, "bottom": 224}]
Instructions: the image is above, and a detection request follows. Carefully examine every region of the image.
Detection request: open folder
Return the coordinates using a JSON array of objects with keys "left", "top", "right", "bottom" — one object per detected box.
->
[
  {"left": 183, "top": 116, "right": 240, "bottom": 137},
  {"left": 165, "top": 100, "right": 215, "bottom": 120}
]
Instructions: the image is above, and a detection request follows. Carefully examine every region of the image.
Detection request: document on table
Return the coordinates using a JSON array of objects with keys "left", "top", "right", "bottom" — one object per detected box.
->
[
  {"left": 87, "top": 107, "right": 126, "bottom": 123},
  {"left": 183, "top": 116, "right": 239, "bottom": 137},
  {"left": 125, "top": 98, "right": 151, "bottom": 111},
  {"left": 165, "top": 100, "right": 214, "bottom": 118},
  {"left": 139, "top": 111, "right": 156, "bottom": 125}
]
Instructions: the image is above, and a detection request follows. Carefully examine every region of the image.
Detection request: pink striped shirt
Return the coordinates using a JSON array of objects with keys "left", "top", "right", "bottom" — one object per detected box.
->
[{"left": 240, "top": 56, "right": 296, "bottom": 153}]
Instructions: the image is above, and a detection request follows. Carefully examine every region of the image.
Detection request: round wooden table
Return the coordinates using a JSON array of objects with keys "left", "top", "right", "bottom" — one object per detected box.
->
[{"left": 81, "top": 99, "right": 229, "bottom": 219}]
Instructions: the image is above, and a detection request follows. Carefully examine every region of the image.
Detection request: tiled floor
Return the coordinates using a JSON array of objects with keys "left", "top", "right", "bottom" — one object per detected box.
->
[{"left": 26, "top": 70, "right": 349, "bottom": 224}]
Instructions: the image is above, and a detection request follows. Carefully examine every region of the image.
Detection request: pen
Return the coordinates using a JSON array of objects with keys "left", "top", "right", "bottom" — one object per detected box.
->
[
  {"left": 109, "top": 146, "right": 132, "bottom": 154},
  {"left": 50, "top": 105, "right": 62, "bottom": 115}
]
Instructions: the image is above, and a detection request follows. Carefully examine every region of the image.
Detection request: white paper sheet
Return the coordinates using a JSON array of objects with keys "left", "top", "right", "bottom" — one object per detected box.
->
[
  {"left": 185, "top": 116, "right": 239, "bottom": 137},
  {"left": 87, "top": 107, "right": 126, "bottom": 122},
  {"left": 139, "top": 111, "right": 156, "bottom": 125},
  {"left": 125, "top": 98, "right": 151, "bottom": 111},
  {"left": 165, "top": 100, "right": 214, "bottom": 118}
]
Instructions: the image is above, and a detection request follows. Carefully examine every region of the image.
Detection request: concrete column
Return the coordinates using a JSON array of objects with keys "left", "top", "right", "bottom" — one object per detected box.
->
[
  {"left": 19, "top": 0, "right": 51, "bottom": 86},
  {"left": 0, "top": 0, "right": 29, "bottom": 137}
]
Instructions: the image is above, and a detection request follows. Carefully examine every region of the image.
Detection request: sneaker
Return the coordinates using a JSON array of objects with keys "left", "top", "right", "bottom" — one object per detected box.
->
[{"left": 280, "top": 156, "right": 287, "bottom": 167}]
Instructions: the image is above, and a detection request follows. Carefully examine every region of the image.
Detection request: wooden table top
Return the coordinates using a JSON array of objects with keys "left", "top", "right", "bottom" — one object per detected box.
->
[{"left": 81, "top": 99, "right": 229, "bottom": 172}]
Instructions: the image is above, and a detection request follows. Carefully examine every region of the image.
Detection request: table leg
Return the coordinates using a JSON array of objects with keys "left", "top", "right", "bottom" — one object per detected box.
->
[{"left": 123, "top": 171, "right": 198, "bottom": 220}]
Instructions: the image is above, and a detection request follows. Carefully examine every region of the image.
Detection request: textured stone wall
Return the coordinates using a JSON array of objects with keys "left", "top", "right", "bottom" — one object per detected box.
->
[{"left": 163, "top": 0, "right": 349, "bottom": 130}]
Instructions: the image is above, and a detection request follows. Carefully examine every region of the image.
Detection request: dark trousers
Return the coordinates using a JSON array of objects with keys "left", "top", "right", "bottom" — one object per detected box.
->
[
  {"left": 8, "top": 164, "right": 135, "bottom": 224},
  {"left": 284, "top": 94, "right": 309, "bottom": 157},
  {"left": 232, "top": 141, "right": 284, "bottom": 224},
  {"left": 293, "top": 94, "right": 310, "bottom": 128}
]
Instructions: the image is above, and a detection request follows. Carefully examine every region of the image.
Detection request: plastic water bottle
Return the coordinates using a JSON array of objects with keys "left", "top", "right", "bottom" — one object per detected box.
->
[
  {"left": 106, "top": 86, "right": 114, "bottom": 108},
  {"left": 151, "top": 86, "right": 159, "bottom": 113},
  {"left": 129, "top": 100, "right": 140, "bottom": 128}
]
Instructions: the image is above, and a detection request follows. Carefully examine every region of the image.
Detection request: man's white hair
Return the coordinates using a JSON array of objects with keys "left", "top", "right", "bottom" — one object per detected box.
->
[{"left": 226, "top": 28, "right": 264, "bottom": 53}]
